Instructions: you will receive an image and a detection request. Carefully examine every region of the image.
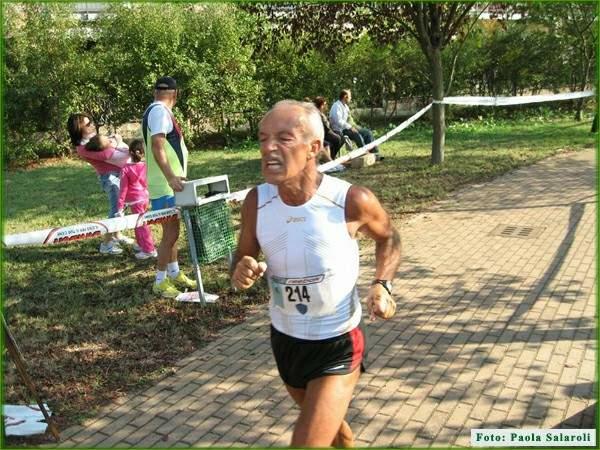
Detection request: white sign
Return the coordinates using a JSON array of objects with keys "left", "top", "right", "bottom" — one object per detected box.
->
[
  {"left": 472, "top": 429, "right": 596, "bottom": 447},
  {"left": 4, "top": 404, "right": 51, "bottom": 436}
]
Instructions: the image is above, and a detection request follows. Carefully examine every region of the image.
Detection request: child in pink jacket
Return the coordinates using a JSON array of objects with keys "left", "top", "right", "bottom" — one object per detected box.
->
[{"left": 116, "top": 139, "right": 157, "bottom": 260}]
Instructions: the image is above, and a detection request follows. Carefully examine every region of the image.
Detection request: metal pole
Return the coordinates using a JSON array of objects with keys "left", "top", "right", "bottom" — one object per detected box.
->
[
  {"left": 2, "top": 314, "right": 60, "bottom": 442},
  {"left": 182, "top": 209, "right": 207, "bottom": 306},
  {"left": 227, "top": 249, "right": 233, "bottom": 272}
]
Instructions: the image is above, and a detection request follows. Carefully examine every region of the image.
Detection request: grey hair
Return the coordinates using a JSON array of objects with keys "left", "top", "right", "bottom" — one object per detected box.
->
[{"left": 263, "top": 100, "right": 325, "bottom": 144}]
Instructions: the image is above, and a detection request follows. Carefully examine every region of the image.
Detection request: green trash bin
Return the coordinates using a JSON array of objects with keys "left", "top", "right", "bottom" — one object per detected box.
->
[{"left": 187, "top": 199, "right": 236, "bottom": 265}]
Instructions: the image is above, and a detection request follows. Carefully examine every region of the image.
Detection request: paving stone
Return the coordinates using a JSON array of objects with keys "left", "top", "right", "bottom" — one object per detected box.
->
[{"left": 58, "top": 150, "right": 595, "bottom": 448}]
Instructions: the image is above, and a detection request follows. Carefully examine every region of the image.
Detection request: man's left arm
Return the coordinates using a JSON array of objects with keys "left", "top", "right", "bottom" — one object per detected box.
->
[{"left": 346, "top": 185, "right": 402, "bottom": 319}]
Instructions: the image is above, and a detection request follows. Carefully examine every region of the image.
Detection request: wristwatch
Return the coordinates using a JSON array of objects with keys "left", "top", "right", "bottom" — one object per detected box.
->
[{"left": 371, "top": 279, "right": 392, "bottom": 295}]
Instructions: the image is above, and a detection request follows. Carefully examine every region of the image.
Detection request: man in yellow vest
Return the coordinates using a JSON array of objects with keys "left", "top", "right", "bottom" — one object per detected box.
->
[{"left": 142, "top": 76, "right": 197, "bottom": 298}]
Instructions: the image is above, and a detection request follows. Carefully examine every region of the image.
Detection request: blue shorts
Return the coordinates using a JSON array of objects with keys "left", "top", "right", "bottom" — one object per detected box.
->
[
  {"left": 99, "top": 172, "right": 121, "bottom": 218},
  {"left": 151, "top": 195, "right": 176, "bottom": 211}
]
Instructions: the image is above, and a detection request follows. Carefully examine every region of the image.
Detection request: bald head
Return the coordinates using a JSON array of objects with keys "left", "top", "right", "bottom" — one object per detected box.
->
[
  {"left": 258, "top": 100, "right": 325, "bottom": 185},
  {"left": 261, "top": 100, "right": 324, "bottom": 145}
]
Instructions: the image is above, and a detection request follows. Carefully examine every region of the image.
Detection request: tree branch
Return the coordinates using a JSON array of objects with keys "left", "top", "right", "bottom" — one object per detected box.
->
[
  {"left": 445, "top": 3, "right": 489, "bottom": 95},
  {"left": 413, "top": 3, "right": 432, "bottom": 56},
  {"left": 390, "top": 4, "right": 420, "bottom": 42},
  {"left": 441, "top": 3, "right": 458, "bottom": 39},
  {"left": 445, "top": 5, "right": 474, "bottom": 46}
]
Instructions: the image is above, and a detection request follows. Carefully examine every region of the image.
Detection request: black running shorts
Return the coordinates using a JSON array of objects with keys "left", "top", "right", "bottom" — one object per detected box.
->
[{"left": 270, "top": 322, "right": 369, "bottom": 389}]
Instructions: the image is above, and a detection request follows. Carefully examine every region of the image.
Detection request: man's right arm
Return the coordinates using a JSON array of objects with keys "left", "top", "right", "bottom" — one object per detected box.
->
[
  {"left": 151, "top": 134, "right": 184, "bottom": 192},
  {"left": 230, "top": 188, "right": 266, "bottom": 289}
]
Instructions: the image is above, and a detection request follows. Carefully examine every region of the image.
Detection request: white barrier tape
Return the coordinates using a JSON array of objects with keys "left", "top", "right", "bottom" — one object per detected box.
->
[
  {"left": 3, "top": 208, "right": 180, "bottom": 248},
  {"left": 4, "top": 191, "right": 256, "bottom": 247},
  {"left": 437, "top": 90, "right": 595, "bottom": 106},
  {"left": 228, "top": 187, "right": 252, "bottom": 204},
  {"left": 4, "top": 90, "right": 593, "bottom": 248}
]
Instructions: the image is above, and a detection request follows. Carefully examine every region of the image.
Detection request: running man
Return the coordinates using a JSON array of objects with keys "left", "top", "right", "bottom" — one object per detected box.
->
[
  {"left": 231, "top": 100, "right": 402, "bottom": 447},
  {"left": 142, "top": 76, "right": 197, "bottom": 298}
]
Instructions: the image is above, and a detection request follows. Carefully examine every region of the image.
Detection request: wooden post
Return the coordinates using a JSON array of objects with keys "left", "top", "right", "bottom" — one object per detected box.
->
[{"left": 2, "top": 314, "right": 60, "bottom": 441}]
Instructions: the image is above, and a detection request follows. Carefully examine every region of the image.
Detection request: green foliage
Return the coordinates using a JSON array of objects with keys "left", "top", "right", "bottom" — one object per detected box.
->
[
  {"left": 92, "top": 3, "right": 189, "bottom": 126},
  {"left": 442, "top": 20, "right": 593, "bottom": 105},
  {"left": 240, "top": 2, "right": 367, "bottom": 56},
  {"left": 180, "top": 5, "right": 263, "bottom": 138},
  {"left": 3, "top": 3, "right": 596, "bottom": 166},
  {"left": 4, "top": 4, "right": 87, "bottom": 163},
  {"left": 4, "top": 3, "right": 263, "bottom": 164},
  {"left": 256, "top": 36, "right": 338, "bottom": 105},
  {"left": 336, "top": 35, "right": 429, "bottom": 109},
  {"left": 93, "top": 3, "right": 263, "bottom": 141},
  {"left": 4, "top": 130, "right": 40, "bottom": 168}
]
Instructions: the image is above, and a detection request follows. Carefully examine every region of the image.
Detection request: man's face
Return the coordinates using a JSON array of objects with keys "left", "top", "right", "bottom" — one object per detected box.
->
[
  {"left": 258, "top": 106, "right": 318, "bottom": 185},
  {"left": 343, "top": 92, "right": 352, "bottom": 104}
]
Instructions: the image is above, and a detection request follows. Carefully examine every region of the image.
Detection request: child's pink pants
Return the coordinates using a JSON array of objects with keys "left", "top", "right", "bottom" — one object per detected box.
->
[{"left": 131, "top": 202, "right": 155, "bottom": 253}]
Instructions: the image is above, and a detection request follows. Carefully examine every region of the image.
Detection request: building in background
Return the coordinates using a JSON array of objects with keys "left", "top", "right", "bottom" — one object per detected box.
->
[{"left": 73, "top": 3, "right": 106, "bottom": 21}]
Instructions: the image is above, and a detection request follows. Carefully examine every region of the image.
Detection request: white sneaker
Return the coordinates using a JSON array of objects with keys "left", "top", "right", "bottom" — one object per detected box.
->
[
  {"left": 132, "top": 243, "right": 142, "bottom": 252},
  {"left": 114, "top": 235, "right": 135, "bottom": 245},
  {"left": 135, "top": 250, "right": 158, "bottom": 260},
  {"left": 325, "top": 164, "right": 346, "bottom": 174},
  {"left": 343, "top": 136, "right": 355, "bottom": 151},
  {"left": 99, "top": 242, "right": 123, "bottom": 255}
]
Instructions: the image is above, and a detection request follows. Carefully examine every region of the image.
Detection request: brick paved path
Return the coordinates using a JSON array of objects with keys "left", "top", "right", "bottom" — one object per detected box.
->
[{"left": 58, "top": 149, "right": 596, "bottom": 447}]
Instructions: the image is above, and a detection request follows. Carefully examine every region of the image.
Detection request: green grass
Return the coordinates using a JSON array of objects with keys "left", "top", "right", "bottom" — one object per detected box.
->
[{"left": 2, "top": 116, "right": 595, "bottom": 436}]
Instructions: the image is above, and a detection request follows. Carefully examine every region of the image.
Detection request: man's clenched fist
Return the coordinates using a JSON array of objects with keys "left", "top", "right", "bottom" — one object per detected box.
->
[
  {"left": 232, "top": 256, "right": 267, "bottom": 290},
  {"left": 367, "top": 283, "right": 397, "bottom": 320}
]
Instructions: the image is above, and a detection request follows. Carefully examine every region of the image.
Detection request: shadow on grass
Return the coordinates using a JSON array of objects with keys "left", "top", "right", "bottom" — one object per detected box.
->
[{"left": 3, "top": 239, "right": 269, "bottom": 432}]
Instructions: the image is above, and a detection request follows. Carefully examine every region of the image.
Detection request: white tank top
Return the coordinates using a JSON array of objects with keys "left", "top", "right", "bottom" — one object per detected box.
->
[{"left": 256, "top": 174, "right": 361, "bottom": 340}]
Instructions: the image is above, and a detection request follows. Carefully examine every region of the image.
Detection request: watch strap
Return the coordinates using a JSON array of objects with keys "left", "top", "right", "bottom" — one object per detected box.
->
[{"left": 371, "top": 279, "right": 392, "bottom": 295}]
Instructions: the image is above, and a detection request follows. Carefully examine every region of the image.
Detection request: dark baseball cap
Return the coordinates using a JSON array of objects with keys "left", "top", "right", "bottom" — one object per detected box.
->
[{"left": 155, "top": 76, "right": 177, "bottom": 90}]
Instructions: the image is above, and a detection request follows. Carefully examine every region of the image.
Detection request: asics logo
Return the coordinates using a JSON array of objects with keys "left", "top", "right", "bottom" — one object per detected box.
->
[{"left": 286, "top": 216, "right": 306, "bottom": 223}]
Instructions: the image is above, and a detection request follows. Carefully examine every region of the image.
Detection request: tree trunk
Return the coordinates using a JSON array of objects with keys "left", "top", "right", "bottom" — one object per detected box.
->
[
  {"left": 575, "top": 58, "right": 592, "bottom": 121},
  {"left": 431, "top": 47, "right": 445, "bottom": 165}
]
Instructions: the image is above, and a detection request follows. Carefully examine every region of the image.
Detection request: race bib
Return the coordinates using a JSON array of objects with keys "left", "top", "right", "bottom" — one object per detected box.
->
[{"left": 269, "top": 272, "right": 335, "bottom": 317}]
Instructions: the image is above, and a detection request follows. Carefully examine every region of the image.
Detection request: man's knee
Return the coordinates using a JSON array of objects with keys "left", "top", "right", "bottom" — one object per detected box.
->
[
  {"left": 359, "top": 127, "right": 373, "bottom": 143},
  {"left": 344, "top": 129, "right": 363, "bottom": 147}
]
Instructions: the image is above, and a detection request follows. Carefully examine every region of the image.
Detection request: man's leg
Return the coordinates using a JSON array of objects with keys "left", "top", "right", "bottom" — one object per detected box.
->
[
  {"left": 157, "top": 219, "right": 180, "bottom": 271},
  {"left": 289, "top": 369, "right": 361, "bottom": 447},
  {"left": 285, "top": 383, "right": 354, "bottom": 448},
  {"left": 162, "top": 219, "right": 196, "bottom": 290},
  {"left": 170, "top": 235, "right": 179, "bottom": 264},
  {"left": 358, "top": 127, "right": 379, "bottom": 154},
  {"left": 333, "top": 420, "right": 355, "bottom": 448},
  {"left": 343, "top": 128, "right": 364, "bottom": 149},
  {"left": 152, "top": 218, "right": 183, "bottom": 297}
]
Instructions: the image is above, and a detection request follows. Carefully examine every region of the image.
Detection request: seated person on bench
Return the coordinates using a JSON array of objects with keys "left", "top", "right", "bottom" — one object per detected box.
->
[{"left": 329, "top": 89, "right": 382, "bottom": 161}]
